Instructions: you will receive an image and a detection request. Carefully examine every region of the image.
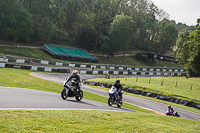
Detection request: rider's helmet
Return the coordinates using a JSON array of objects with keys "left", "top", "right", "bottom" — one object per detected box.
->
[
  {"left": 116, "top": 79, "right": 120, "bottom": 84},
  {"left": 72, "top": 70, "right": 78, "bottom": 75},
  {"left": 168, "top": 105, "right": 171, "bottom": 109}
]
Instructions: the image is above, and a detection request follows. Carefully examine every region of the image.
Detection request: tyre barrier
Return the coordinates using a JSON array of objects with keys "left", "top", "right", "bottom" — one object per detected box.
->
[{"left": 83, "top": 81, "right": 200, "bottom": 110}]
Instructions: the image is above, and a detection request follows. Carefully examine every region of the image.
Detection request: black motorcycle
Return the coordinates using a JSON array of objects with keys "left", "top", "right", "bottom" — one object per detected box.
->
[{"left": 61, "top": 80, "right": 83, "bottom": 101}]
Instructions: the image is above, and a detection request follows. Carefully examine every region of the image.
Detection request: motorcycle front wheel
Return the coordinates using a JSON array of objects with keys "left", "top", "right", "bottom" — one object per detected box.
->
[
  {"left": 75, "top": 90, "right": 83, "bottom": 101},
  {"left": 61, "top": 89, "right": 68, "bottom": 100},
  {"left": 108, "top": 95, "right": 114, "bottom": 106}
]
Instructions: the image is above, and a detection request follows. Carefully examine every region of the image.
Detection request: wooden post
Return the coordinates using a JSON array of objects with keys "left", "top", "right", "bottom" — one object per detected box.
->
[
  {"left": 175, "top": 81, "right": 178, "bottom": 87},
  {"left": 149, "top": 76, "right": 151, "bottom": 84},
  {"left": 161, "top": 79, "right": 164, "bottom": 86},
  {"left": 136, "top": 76, "right": 138, "bottom": 82},
  {"left": 190, "top": 84, "right": 193, "bottom": 90}
]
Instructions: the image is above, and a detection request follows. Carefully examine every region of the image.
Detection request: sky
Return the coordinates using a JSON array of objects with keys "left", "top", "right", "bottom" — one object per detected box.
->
[{"left": 150, "top": 0, "right": 200, "bottom": 26}]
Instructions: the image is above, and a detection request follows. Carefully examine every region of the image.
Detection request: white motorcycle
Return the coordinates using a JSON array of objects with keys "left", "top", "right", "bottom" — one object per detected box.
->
[
  {"left": 61, "top": 80, "right": 83, "bottom": 101},
  {"left": 108, "top": 86, "right": 123, "bottom": 108}
]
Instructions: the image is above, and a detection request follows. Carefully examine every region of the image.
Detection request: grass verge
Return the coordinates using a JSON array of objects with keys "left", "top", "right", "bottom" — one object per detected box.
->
[
  {"left": 0, "top": 110, "right": 199, "bottom": 132},
  {"left": 87, "top": 77, "right": 200, "bottom": 103}
]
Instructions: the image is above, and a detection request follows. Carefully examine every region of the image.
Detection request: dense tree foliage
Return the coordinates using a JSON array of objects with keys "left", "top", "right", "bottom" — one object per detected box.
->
[
  {"left": 176, "top": 19, "right": 200, "bottom": 77},
  {"left": 0, "top": 0, "right": 185, "bottom": 56}
]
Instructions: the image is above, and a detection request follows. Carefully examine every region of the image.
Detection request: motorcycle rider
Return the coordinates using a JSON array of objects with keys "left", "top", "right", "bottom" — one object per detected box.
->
[
  {"left": 65, "top": 70, "right": 81, "bottom": 92},
  {"left": 166, "top": 105, "right": 174, "bottom": 116},
  {"left": 113, "top": 79, "right": 123, "bottom": 103}
]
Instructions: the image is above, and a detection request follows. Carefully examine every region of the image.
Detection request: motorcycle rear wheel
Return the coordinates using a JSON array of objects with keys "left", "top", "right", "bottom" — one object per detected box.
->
[
  {"left": 75, "top": 90, "right": 83, "bottom": 101},
  {"left": 117, "top": 101, "right": 122, "bottom": 108},
  {"left": 61, "top": 89, "right": 68, "bottom": 100}
]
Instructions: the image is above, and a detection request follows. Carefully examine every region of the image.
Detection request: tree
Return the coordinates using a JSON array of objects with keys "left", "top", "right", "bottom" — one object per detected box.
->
[
  {"left": 176, "top": 18, "right": 200, "bottom": 77},
  {"left": 0, "top": 0, "right": 33, "bottom": 42},
  {"left": 109, "top": 14, "right": 135, "bottom": 57},
  {"left": 156, "top": 19, "right": 178, "bottom": 54},
  {"left": 99, "top": 35, "right": 113, "bottom": 58},
  {"left": 74, "top": 26, "right": 97, "bottom": 50},
  {"left": 176, "top": 28, "right": 190, "bottom": 64}
]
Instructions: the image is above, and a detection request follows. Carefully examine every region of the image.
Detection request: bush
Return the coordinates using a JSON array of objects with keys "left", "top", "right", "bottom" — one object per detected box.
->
[{"left": 134, "top": 52, "right": 148, "bottom": 63}]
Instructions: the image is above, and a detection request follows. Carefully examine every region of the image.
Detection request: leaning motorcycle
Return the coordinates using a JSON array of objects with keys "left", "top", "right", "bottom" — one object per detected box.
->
[
  {"left": 108, "top": 86, "right": 123, "bottom": 108},
  {"left": 61, "top": 80, "right": 83, "bottom": 101},
  {"left": 166, "top": 111, "right": 181, "bottom": 117}
]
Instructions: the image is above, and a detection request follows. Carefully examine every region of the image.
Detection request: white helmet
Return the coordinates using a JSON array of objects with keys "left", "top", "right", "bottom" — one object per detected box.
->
[{"left": 72, "top": 70, "right": 78, "bottom": 75}]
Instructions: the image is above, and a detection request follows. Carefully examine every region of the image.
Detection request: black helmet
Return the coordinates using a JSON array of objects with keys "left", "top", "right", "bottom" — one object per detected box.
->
[
  {"left": 72, "top": 70, "right": 78, "bottom": 75},
  {"left": 116, "top": 79, "right": 120, "bottom": 83}
]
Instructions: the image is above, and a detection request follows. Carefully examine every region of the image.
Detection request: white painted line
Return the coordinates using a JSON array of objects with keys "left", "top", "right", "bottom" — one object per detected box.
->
[
  {"left": 69, "top": 64, "right": 75, "bottom": 67},
  {"left": 0, "top": 63, "right": 5, "bottom": 67},
  {"left": 56, "top": 62, "right": 63, "bottom": 66},
  {"left": 41, "top": 60, "right": 49, "bottom": 64},
  {"left": 0, "top": 108, "right": 137, "bottom": 112},
  {"left": 92, "top": 71, "right": 98, "bottom": 74},
  {"left": 80, "top": 65, "right": 86, "bottom": 68},
  {"left": 44, "top": 68, "right": 52, "bottom": 72},
  {"left": 31, "top": 66, "right": 38, "bottom": 71},
  {"left": 80, "top": 71, "right": 86, "bottom": 74},
  {"left": 16, "top": 59, "right": 25, "bottom": 63}
]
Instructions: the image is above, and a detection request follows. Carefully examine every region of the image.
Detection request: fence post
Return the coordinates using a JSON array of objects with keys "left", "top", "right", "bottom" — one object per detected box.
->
[
  {"left": 149, "top": 76, "right": 151, "bottom": 84},
  {"left": 190, "top": 84, "right": 193, "bottom": 90},
  {"left": 175, "top": 81, "right": 178, "bottom": 87},
  {"left": 161, "top": 79, "right": 164, "bottom": 86},
  {"left": 136, "top": 76, "right": 138, "bottom": 82}
]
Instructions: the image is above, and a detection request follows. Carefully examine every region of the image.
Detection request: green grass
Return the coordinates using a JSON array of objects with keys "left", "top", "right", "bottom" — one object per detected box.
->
[
  {"left": 0, "top": 68, "right": 200, "bottom": 132},
  {"left": 0, "top": 110, "right": 199, "bottom": 132},
  {"left": 0, "top": 47, "right": 54, "bottom": 60},
  {"left": 97, "top": 56, "right": 183, "bottom": 68},
  {"left": 87, "top": 77, "right": 200, "bottom": 103}
]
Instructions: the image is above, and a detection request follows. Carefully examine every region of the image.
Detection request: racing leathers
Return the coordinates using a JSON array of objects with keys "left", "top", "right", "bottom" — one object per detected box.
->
[
  {"left": 166, "top": 107, "right": 174, "bottom": 116},
  {"left": 113, "top": 83, "right": 123, "bottom": 102},
  {"left": 65, "top": 74, "right": 81, "bottom": 91}
]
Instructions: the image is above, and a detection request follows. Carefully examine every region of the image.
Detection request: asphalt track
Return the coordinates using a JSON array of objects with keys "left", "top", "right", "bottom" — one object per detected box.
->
[
  {"left": 1, "top": 72, "right": 200, "bottom": 121},
  {"left": 0, "top": 86, "right": 135, "bottom": 112}
]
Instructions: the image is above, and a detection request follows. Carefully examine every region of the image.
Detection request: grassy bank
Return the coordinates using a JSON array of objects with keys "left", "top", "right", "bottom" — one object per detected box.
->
[
  {"left": 0, "top": 47, "right": 53, "bottom": 60},
  {"left": 98, "top": 56, "right": 183, "bottom": 67},
  {"left": 0, "top": 110, "right": 199, "bottom": 132},
  {"left": 87, "top": 77, "right": 200, "bottom": 103},
  {"left": 0, "top": 45, "right": 183, "bottom": 67}
]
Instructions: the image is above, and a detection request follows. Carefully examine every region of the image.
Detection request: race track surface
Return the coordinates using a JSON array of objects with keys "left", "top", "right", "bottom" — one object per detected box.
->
[
  {"left": 1, "top": 72, "right": 199, "bottom": 121},
  {"left": 0, "top": 86, "right": 136, "bottom": 112},
  {"left": 30, "top": 73, "right": 200, "bottom": 121}
]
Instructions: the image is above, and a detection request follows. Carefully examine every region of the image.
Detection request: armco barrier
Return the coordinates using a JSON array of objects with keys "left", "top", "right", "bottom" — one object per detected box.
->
[
  {"left": 0, "top": 63, "right": 70, "bottom": 73},
  {"left": 0, "top": 63, "right": 186, "bottom": 76},
  {"left": 0, "top": 57, "right": 186, "bottom": 75}
]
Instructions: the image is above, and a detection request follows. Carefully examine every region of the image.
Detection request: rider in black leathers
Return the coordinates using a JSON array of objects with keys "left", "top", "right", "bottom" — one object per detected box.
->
[
  {"left": 113, "top": 79, "right": 123, "bottom": 102},
  {"left": 65, "top": 70, "right": 81, "bottom": 91}
]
